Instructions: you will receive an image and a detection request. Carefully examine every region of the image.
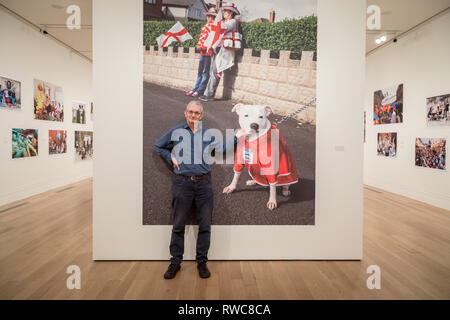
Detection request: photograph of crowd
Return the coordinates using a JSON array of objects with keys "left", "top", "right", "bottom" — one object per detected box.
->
[
  {"left": 75, "top": 131, "right": 93, "bottom": 161},
  {"left": 373, "top": 84, "right": 403, "bottom": 125},
  {"left": 415, "top": 138, "right": 446, "bottom": 170},
  {"left": 34, "top": 79, "right": 64, "bottom": 122},
  {"left": 72, "top": 101, "right": 88, "bottom": 124},
  {"left": 49, "top": 130, "right": 67, "bottom": 155},
  {"left": 0, "top": 76, "right": 21, "bottom": 110},
  {"left": 426, "top": 93, "right": 450, "bottom": 126},
  {"left": 377, "top": 132, "right": 397, "bottom": 157},
  {"left": 12, "top": 128, "right": 38, "bottom": 159}
]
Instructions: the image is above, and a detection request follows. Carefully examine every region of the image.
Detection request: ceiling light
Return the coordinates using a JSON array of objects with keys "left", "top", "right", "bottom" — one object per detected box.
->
[{"left": 374, "top": 34, "right": 387, "bottom": 45}]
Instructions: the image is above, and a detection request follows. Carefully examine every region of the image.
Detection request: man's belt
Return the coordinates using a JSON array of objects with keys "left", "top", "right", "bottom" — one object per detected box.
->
[{"left": 177, "top": 172, "right": 211, "bottom": 181}]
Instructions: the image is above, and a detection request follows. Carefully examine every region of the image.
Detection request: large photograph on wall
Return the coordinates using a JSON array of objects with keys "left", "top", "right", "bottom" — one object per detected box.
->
[
  {"left": 426, "top": 93, "right": 450, "bottom": 126},
  {"left": 0, "top": 76, "right": 21, "bottom": 110},
  {"left": 373, "top": 84, "right": 403, "bottom": 125},
  {"left": 377, "top": 132, "right": 397, "bottom": 157},
  {"left": 33, "top": 79, "right": 64, "bottom": 122},
  {"left": 415, "top": 138, "right": 446, "bottom": 170},
  {"left": 74, "top": 131, "right": 93, "bottom": 161},
  {"left": 12, "top": 128, "right": 38, "bottom": 159},
  {"left": 143, "top": 1, "right": 317, "bottom": 225},
  {"left": 49, "top": 130, "right": 67, "bottom": 155}
]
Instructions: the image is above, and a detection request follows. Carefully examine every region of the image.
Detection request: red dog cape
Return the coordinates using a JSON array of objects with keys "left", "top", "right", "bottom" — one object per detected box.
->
[{"left": 234, "top": 124, "right": 299, "bottom": 186}]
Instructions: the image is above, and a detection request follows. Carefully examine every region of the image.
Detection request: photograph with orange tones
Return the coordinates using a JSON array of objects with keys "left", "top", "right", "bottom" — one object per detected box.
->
[
  {"left": 373, "top": 84, "right": 403, "bottom": 125},
  {"left": 33, "top": 79, "right": 64, "bottom": 122}
]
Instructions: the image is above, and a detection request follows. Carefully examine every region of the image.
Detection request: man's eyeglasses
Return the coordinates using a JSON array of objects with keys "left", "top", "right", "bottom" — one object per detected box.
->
[{"left": 187, "top": 110, "right": 202, "bottom": 116}]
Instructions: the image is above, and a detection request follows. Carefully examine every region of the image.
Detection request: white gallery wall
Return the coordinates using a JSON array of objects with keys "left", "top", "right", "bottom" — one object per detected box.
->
[
  {"left": 93, "top": 0, "right": 365, "bottom": 260},
  {"left": 364, "top": 10, "right": 450, "bottom": 210},
  {"left": 0, "top": 8, "right": 93, "bottom": 206}
]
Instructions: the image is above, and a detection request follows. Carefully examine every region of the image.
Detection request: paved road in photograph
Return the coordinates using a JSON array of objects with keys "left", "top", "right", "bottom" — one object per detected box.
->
[{"left": 143, "top": 82, "right": 315, "bottom": 225}]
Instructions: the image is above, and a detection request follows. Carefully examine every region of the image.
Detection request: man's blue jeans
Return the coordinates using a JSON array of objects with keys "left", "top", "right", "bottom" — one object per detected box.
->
[
  {"left": 170, "top": 176, "right": 213, "bottom": 264},
  {"left": 192, "top": 55, "right": 211, "bottom": 95}
]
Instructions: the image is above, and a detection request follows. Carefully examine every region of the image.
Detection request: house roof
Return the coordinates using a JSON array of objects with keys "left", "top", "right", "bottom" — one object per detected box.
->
[
  {"left": 250, "top": 18, "right": 270, "bottom": 23},
  {"left": 163, "top": 0, "right": 198, "bottom": 7}
]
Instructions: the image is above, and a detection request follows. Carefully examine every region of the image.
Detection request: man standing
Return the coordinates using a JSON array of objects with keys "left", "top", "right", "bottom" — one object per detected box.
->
[{"left": 154, "top": 100, "right": 232, "bottom": 279}]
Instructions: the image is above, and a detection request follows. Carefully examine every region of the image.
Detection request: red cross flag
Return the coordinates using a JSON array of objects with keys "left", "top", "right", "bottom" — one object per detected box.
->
[{"left": 156, "top": 21, "right": 193, "bottom": 48}]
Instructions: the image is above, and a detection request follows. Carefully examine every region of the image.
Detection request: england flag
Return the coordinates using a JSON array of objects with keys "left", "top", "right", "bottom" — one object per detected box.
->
[
  {"left": 156, "top": 21, "right": 193, "bottom": 48},
  {"left": 203, "top": 9, "right": 225, "bottom": 51}
]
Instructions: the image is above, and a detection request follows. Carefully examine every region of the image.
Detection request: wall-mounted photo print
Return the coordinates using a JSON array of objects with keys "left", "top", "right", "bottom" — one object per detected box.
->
[
  {"left": 426, "top": 93, "right": 450, "bottom": 126},
  {"left": 373, "top": 84, "right": 403, "bottom": 125},
  {"left": 12, "top": 128, "right": 38, "bottom": 159},
  {"left": 49, "top": 130, "right": 67, "bottom": 155},
  {"left": 0, "top": 76, "right": 21, "bottom": 110},
  {"left": 34, "top": 79, "right": 64, "bottom": 122},
  {"left": 144, "top": 1, "right": 317, "bottom": 225},
  {"left": 377, "top": 132, "right": 397, "bottom": 157},
  {"left": 74, "top": 131, "right": 93, "bottom": 161},
  {"left": 72, "top": 101, "right": 88, "bottom": 124},
  {"left": 415, "top": 138, "right": 446, "bottom": 170}
]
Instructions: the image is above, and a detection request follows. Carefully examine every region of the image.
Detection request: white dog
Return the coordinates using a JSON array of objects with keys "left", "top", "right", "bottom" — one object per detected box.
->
[{"left": 223, "top": 104, "right": 299, "bottom": 210}]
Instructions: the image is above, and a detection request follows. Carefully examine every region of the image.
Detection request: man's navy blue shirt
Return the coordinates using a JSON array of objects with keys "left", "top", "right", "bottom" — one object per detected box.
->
[{"left": 153, "top": 122, "right": 235, "bottom": 176}]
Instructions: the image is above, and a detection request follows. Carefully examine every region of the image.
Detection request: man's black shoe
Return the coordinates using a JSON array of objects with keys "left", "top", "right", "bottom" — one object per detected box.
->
[
  {"left": 197, "top": 262, "right": 211, "bottom": 278},
  {"left": 164, "top": 263, "right": 181, "bottom": 279}
]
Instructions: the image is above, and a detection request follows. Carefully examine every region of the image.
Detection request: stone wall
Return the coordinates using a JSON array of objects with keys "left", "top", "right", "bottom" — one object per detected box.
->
[{"left": 143, "top": 46, "right": 316, "bottom": 123}]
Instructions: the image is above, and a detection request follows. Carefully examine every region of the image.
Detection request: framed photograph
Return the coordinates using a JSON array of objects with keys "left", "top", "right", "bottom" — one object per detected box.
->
[
  {"left": 0, "top": 76, "right": 21, "bottom": 110},
  {"left": 72, "top": 101, "right": 88, "bottom": 124},
  {"left": 12, "top": 128, "right": 38, "bottom": 158},
  {"left": 373, "top": 84, "right": 403, "bottom": 125},
  {"left": 34, "top": 79, "right": 64, "bottom": 122},
  {"left": 74, "top": 131, "right": 93, "bottom": 160},
  {"left": 426, "top": 93, "right": 450, "bottom": 126},
  {"left": 377, "top": 132, "right": 397, "bottom": 157},
  {"left": 415, "top": 138, "right": 446, "bottom": 170},
  {"left": 364, "top": 111, "right": 366, "bottom": 143},
  {"left": 49, "top": 130, "right": 67, "bottom": 155},
  {"left": 144, "top": 2, "right": 318, "bottom": 226}
]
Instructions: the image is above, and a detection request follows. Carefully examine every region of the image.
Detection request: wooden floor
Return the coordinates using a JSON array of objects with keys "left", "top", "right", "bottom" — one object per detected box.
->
[{"left": 0, "top": 178, "right": 449, "bottom": 300}]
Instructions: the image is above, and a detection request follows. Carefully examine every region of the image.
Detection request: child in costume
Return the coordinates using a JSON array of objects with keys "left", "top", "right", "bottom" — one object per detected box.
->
[
  {"left": 186, "top": 8, "right": 217, "bottom": 98},
  {"left": 199, "top": 2, "right": 242, "bottom": 102}
]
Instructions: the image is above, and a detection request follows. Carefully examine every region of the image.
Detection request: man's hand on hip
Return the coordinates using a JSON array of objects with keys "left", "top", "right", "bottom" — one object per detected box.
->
[{"left": 171, "top": 156, "right": 180, "bottom": 170}]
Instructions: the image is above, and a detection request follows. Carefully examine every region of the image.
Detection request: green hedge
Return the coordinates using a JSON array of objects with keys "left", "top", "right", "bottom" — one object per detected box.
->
[{"left": 143, "top": 16, "right": 317, "bottom": 53}]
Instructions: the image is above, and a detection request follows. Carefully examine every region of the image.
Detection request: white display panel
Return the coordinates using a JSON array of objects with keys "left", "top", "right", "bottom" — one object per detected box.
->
[{"left": 93, "top": 0, "right": 365, "bottom": 260}]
